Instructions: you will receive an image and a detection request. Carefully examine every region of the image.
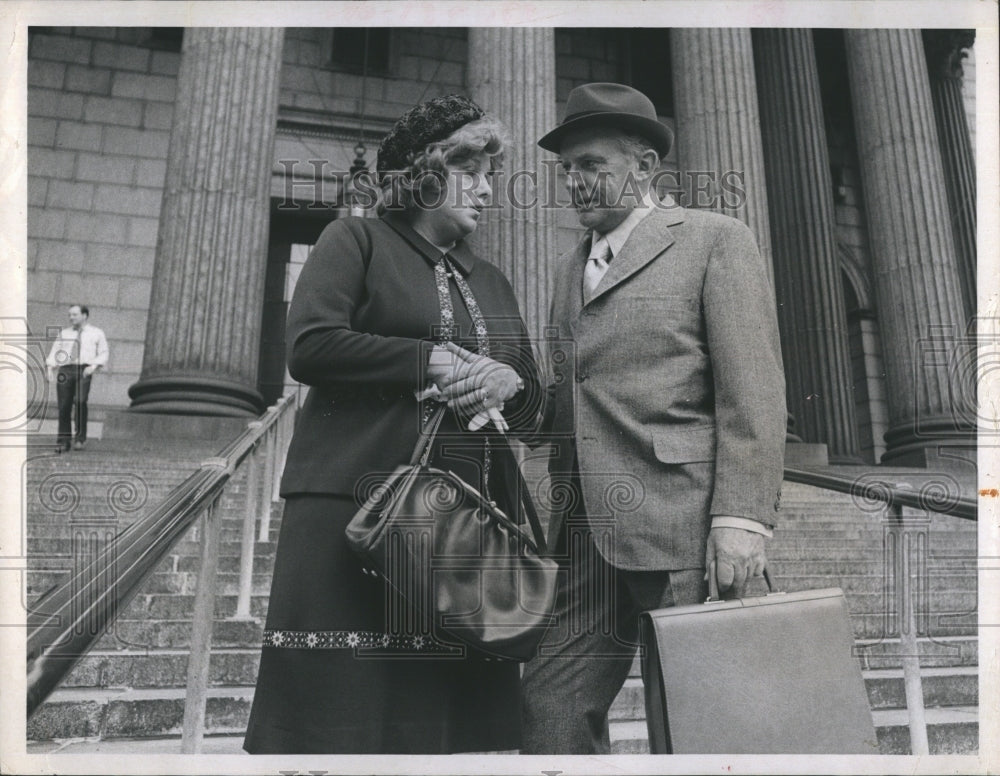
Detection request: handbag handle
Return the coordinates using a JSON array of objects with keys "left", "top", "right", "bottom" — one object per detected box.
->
[
  {"left": 492, "top": 436, "right": 549, "bottom": 555},
  {"left": 706, "top": 561, "right": 777, "bottom": 602},
  {"left": 408, "top": 404, "right": 549, "bottom": 555},
  {"left": 408, "top": 404, "right": 448, "bottom": 467}
]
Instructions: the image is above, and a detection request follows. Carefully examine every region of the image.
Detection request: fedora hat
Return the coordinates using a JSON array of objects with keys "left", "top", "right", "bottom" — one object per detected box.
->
[{"left": 538, "top": 82, "right": 672, "bottom": 156}]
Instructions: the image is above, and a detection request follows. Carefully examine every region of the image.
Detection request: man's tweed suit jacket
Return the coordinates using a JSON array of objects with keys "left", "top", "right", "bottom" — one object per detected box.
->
[{"left": 546, "top": 200, "right": 787, "bottom": 570}]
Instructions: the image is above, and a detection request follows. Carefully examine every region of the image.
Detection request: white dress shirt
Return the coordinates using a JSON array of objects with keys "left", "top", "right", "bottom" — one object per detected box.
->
[
  {"left": 583, "top": 194, "right": 660, "bottom": 298},
  {"left": 46, "top": 324, "right": 109, "bottom": 371}
]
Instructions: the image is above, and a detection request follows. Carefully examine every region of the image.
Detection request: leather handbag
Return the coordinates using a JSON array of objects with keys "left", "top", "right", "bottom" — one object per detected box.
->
[
  {"left": 345, "top": 405, "right": 559, "bottom": 661},
  {"left": 640, "top": 567, "right": 877, "bottom": 754}
]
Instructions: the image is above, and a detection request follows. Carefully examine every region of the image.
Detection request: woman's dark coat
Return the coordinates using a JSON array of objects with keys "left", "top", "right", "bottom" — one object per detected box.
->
[{"left": 244, "top": 212, "right": 542, "bottom": 754}]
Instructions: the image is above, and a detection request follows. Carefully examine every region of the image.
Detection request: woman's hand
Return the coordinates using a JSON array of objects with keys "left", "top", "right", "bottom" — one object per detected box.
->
[
  {"left": 431, "top": 343, "right": 521, "bottom": 412},
  {"left": 425, "top": 343, "right": 477, "bottom": 392}
]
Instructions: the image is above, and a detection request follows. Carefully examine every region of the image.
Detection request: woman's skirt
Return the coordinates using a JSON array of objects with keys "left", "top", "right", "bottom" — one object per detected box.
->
[{"left": 242, "top": 494, "right": 521, "bottom": 754}]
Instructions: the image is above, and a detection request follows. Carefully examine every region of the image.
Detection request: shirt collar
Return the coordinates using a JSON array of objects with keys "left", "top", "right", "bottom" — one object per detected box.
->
[
  {"left": 381, "top": 211, "right": 477, "bottom": 276},
  {"left": 591, "top": 192, "right": 660, "bottom": 259}
]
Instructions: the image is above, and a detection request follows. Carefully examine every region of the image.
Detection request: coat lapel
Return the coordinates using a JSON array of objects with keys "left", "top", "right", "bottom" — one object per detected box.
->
[
  {"left": 551, "top": 235, "right": 590, "bottom": 327},
  {"left": 585, "top": 204, "right": 686, "bottom": 306}
]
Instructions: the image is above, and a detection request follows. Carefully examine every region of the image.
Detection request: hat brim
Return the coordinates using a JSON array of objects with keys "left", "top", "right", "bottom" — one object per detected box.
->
[{"left": 538, "top": 112, "right": 673, "bottom": 157}]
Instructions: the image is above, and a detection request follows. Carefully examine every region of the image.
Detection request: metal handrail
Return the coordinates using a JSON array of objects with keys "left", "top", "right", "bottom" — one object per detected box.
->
[
  {"left": 782, "top": 463, "right": 976, "bottom": 757},
  {"left": 783, "top": 465, "right": 976, "bottom": 520},
  {"left": 26, "top": 395, "right": 297, "bottom": 719}
]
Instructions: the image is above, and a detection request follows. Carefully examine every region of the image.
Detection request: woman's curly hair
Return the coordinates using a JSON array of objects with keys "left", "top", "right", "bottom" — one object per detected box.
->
[{"left": 376, "top": 115, "right": 509, "bottom": 215}]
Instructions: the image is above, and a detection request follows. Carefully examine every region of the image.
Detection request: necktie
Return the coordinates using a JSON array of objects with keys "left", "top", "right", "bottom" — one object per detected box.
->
[{"left": 583, "top": 237, "right": 612, "bottom": 303}]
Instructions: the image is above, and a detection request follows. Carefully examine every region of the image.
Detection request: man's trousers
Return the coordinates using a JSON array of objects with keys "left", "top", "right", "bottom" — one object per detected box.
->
[
  {"left": 520, "top": 514, "right": 707, "bottom": 754},
  {"left": 56, "top": 364, "right": 92, "bottom": 447}
]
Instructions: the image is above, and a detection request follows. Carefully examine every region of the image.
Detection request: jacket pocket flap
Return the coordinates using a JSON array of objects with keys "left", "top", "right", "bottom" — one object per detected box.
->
[{"left": 651, "top": 425, "right": 716, "bottom": 464}]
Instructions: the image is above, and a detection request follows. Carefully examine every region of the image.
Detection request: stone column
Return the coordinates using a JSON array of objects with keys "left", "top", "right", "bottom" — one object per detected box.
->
[
  {"left": 670, "top": 29, "right": 810, "bottom": 450},
  {"left": 844, "top": 29, "right": 973, "bottom": 465},
  {"left": 754, "top": 29, "right": 862, "bottom": 463},
  {"left": 466, "top": 28, "right": 558, "bottom": 348},
  {"left": 923, "top": 29, "right": 977, "bottom": 328},
  {"left": 670, "top": 28, "right": 773, "bottom": 284},
  {"left": 128, "top": 28, "right": 285, "bottom": 416}
]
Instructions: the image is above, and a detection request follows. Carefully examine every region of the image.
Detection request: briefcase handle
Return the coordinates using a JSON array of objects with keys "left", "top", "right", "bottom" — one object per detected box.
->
[{"left": 706, "top": 561, "right": 780, "bottom": 602}]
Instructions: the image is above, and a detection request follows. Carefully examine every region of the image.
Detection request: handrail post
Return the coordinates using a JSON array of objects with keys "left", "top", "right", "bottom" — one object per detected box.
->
[
  {"left": 888, "top": 501, "right": 929, "bottom": 756},
  {"left": 258, "top": 423, "right": 275, "bottom": 543},
  {"left": 181, "top": 499, "right": 222, "bottom": 753},
  {"left": 260, "top": 425, "right": 277, "bottom": 523},
  {"left": 234, "top": 431, "right": 262, "bottom": 621},
  {"left": 274, "top": 401, "right": 291, "bottom": 499}
]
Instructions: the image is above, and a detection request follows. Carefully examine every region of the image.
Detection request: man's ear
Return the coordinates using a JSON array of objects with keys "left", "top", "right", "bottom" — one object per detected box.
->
[
  {"left": 635, "top": 148, "right": 660, "bottom": 181},
  {"left": 636, "top": 149, "right": 660, "bottom": 180}
]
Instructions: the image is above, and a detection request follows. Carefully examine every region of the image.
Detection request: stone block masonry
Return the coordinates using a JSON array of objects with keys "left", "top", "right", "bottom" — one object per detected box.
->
[{"left": 27, "top": 29, "right": 179, "bottom": 410}]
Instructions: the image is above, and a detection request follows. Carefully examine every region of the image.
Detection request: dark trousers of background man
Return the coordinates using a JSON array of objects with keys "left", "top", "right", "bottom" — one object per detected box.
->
[{"left": 56, "top": 364, "right": 92, "bottom": 448}]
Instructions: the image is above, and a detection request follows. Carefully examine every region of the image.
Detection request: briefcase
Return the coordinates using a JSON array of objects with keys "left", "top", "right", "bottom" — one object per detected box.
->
[{"left": 640, "top": 576, "right": 878, "bottom": 754}]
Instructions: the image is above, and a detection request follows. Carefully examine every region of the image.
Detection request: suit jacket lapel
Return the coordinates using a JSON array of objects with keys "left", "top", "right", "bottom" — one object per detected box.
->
[
  {"left": 554, "top": 236, "right": 589, "bottom": 326},
  {"left": 586, "top": 205, "right": 686, "bottom": 306}
]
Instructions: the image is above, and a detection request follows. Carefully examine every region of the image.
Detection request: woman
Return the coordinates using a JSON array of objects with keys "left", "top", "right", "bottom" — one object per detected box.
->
[{"left": 243, "top": 95, "right": 543, "bottom": 754}]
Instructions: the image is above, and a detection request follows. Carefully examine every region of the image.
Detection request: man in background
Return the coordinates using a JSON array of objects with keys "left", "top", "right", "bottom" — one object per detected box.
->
[{"left": 46, "top": 304, "right": 109, "bottom": 453}]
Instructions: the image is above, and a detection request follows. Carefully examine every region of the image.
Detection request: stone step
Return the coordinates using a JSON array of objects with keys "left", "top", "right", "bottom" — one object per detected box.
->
[
  {"left": 95, "top": 618, "right": 264, "bottom": 650},
  {"left": 769, "top": 532, "right": 976, "bottom": 550},
  {"left": 838, "top": 590, "right": 977, "bottom": 618},
  {"left": 768, "top": 558, "right": 977, "bottom": 577},
  {"left": 27, "top": 686, "right": 255, "bottom": 741},
  {"left": 854, "top": 635, "right": 979, "bottom": 670},
  {"left": 59, "top": 647, "right": 261, "bottom": 690},
  {"left": 864, "top": 666, "right": 978, "bottom": 709},
  {"left": 26, "top": 734, "right": 249, "bottom": 754},
  {"left": 25, "top": 460, "right": 208, "bottom": 474},
  {"left": 609, "top": 666, "right": 978, "bottom": 722},
  {"left": 608, "top": 706, "right": 978, "bottom": 754},
  {"left": 25, "top": 512, "right": 279, "bottom": 540},
  {"left": 28, "top": 569, "right": 277, "bottom": 599},
  {"left": 848, "top": 613, "right": 977, "bottom": 640},
  {"left": 21, "top": 547, "right": 276, "bottom": 576},
  {"left": 872, "top": 706, "right": 978, "bottom": 754},
  {"left": 170, "top": 539, "right": 279, "bottom": 559},
  {"left": 131, "top": 593, "right": 271, "bottom": 620},
  {"left": 778, "top": 573, "right": 976, "bottom": 597},
  {"left": 623, "top": 635, "right": 978, "bottom": 678}
]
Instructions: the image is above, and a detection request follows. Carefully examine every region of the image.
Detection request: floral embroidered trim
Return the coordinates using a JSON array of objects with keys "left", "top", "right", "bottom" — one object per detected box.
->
[{"left": 262, "top": 629, "right": 459, "bottom": 653}]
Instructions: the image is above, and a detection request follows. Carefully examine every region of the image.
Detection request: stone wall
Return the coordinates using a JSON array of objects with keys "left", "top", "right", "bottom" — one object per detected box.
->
[{"left": 27, "top": 27, "right": 179, "bottom": 409}]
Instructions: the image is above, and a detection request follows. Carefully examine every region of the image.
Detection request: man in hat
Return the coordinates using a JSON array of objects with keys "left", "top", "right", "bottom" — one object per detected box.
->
[{"left": 520, "top": 83, "right": 786, "bottom": 753}]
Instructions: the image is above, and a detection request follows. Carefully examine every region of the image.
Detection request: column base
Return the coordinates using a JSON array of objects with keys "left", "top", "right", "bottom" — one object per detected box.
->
[
  {"left": 127, "top": 375, "right": 264, "bottom": 418},
  {"left": 880, "top": 418, "right": 976, "bottom": 472},
  {"left": 784, "top": 442, "right": 829, "bottom": 466},
  {"left": 102, "top": 411, "right": 249, "bottom": 442},
  {"left": 880, "top": 444, "right": 977, "bottom": 473}
]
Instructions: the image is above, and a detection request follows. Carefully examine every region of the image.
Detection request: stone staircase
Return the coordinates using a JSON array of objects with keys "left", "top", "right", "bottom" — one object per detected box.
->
[
  {"left": 25, "top": 436, "right": 276, "bottom": 744},
  {"left": 25, "top": 451, "right": 978, "bottom": 755}
]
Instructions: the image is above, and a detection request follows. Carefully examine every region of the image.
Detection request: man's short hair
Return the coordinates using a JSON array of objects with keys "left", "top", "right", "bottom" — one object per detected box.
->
[
  {"left": 70, "top": 304, "right": 89, "bottom": 317},
  {"left": 615, "top": 131, "right": 659, "bottom": 165}
]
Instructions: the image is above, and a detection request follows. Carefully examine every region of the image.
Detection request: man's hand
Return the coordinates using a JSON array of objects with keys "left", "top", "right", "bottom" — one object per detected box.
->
[
  {"left": 46, "top": 368, "right": 55, "bottom": 383},
  {"left": 82, "top": 365, "right": 97, "bottom": 378},
  {"left": 705, "top": 526, "right": 767, "bottom": 598}
]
